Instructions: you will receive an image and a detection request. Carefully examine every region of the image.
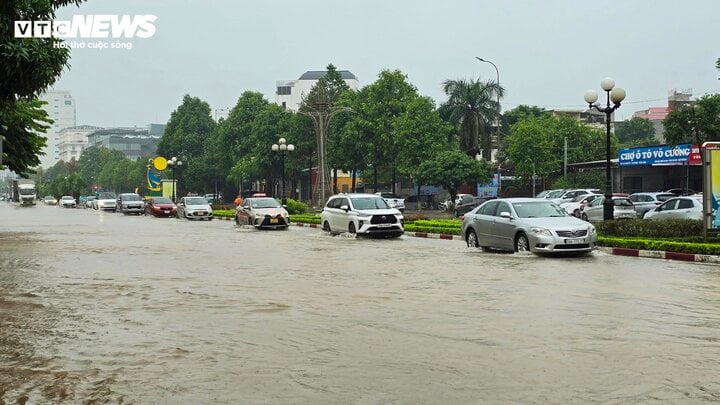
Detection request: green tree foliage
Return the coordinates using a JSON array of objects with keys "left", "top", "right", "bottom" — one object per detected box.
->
[
  {"left": 0, "top": 0, "right": 87, "bottom": 173},
  {"left": 615, "top": 117, "right": 656, "bottom": 147},
  {"left": 663, "top": 94, "right": 720, "bottom": 144},
  {"left": 506, "top": 115, "right": 613, "bottom": 181},
  {"left": 502, "top": 105, "right": 548, "bottom": 131},
  {"left": 157, "top": 95, "right": 217, "bottom": 159},
  {"left": 0, "top": 99, "right": 51, "bottom": 173},
  {"left": 418, "top": 150, "right": 492, "bottom": 205},
  {"left": 301, "top": 63, "right": 350, "bottom": 108},
  {"left": 440, "top": 78, "right": 504, "bottom": 159}
]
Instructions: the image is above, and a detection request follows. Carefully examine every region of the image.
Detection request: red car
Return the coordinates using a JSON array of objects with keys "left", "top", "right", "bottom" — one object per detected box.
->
[{"left": 144, "top": 197, "right": 177, "bottom": 217}]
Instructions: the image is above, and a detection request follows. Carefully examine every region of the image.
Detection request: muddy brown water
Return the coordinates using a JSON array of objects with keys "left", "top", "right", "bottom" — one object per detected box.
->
[{"left": 1, "top": 202, "right": 719, "bottom": 403}]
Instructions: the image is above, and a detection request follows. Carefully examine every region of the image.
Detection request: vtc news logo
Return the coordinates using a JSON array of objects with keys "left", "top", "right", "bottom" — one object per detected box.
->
[{"left": 14, "top": 15, "right": 157, "bottom": 38}]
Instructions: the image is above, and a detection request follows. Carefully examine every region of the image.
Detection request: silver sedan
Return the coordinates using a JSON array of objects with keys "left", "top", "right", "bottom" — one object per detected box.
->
[{"left": 461, "top": 198, "right": 597, "bottom": 254}]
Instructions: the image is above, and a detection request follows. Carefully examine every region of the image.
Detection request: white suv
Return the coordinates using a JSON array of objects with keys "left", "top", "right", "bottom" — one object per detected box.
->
[{"left": 321, "top": 193, "right": 404, "bottom": 237}]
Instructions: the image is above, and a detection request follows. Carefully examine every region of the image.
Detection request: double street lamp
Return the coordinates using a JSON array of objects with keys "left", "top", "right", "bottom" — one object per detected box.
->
[
  {"left": 584, "top": 78, "right": 626, "bottom": 221},
  {"left": 167, "top": 156, "right": 182, "bottom": 203},
  {"left": 271, "top": 137, "right": 294, "bottom": 205}
]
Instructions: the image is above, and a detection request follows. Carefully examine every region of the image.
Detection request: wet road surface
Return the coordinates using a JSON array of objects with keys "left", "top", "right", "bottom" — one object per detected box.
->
[{"left": 1, "top": 202, "right": 720, "bottom": 403}]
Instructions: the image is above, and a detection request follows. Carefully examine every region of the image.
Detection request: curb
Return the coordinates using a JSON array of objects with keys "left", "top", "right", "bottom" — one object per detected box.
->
[
  {"left": 291, "top": 222, "right": 462, "bottom": 241},
  {"left": 597, "top": 246, "right": 720, "bottom": 264}
]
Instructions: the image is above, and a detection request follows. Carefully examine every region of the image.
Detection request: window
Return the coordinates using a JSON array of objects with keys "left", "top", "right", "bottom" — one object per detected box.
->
[
  {"left": 677, "top": 199, "right": 694, "bottom": 209},
  {"left": 659, "top": 199, "right": 678, "bottom": 211},
  {"left": 479, "top": 201, "right": 499, "bottom": 216},
  {"left": 281, "top": 101, "right": 286, "bottom": 109},
  {"left": 277, "top": 86, "right": 291, "bottom": 95},
  {"left": 64, "top": 100, "right": 72, "bottom": 105},
  {"left": 495, "top": 202, "right": 511, "bottom": 216}
]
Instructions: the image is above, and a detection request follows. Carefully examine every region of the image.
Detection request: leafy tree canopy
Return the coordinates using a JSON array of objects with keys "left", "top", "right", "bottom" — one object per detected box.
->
[
  {"left": 663, "top": 94, "right": 720, "bottom": 144},
  {"left": 157, "top": 94, "right": 216, "bottom": 160},
  {"left": 615, "top": 117, "right": 656, "bottom": 147},
  {"left": 418, "top": 150, "right": 492, "bottom": 204},
  {"left": 0, "top": 99, "right": 51, "bottom": 173}
]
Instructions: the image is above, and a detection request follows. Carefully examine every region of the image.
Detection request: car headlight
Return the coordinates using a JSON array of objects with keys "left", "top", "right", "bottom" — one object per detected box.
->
[
  {"left": 530, "top": 227, "right": 553, "bottom": 237},
  {"left": 589, "top": 226, "right": 597, "bottom": 234},
  {"left": 357, "top": 215, "right": 371, "bottom": 221}
]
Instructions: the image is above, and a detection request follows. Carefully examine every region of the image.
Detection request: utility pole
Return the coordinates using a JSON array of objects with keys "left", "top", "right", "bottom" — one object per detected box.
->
[{"left": 564, "top": 136, "right": 568, "bottom": 177}]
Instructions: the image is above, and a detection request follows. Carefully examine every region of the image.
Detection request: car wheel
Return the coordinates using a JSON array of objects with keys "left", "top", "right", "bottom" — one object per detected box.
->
[
  {"left": 581, "top": 212, "right": 589, "bottom": 222},
  {"left": 515, "top": 232, "right": 530, "bottom": 253},
  {"left": 322, "top": 221, "right": 331, "bottom": 233},
  {"left": 466, "top": 229, "right": 479, "bottom": 248},
  {"left": 573, "top": 209, "right": 580, "bottom": 217},
  {"left": 348, "top": 222, "right": 356, "bottom": 234}
]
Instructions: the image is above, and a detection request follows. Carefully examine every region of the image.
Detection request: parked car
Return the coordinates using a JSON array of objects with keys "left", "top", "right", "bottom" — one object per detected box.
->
[
  {"left": 439, "top": 193, "right": 472, "bottom": 210},
  {"left": 321, "top": 193, "right": 404, "bottom": 237},
  {"left": 643, "top": 196, "right": 703, "bottom": 221},
  {"left": 664, "top": 188, "right": 696, "bottom": 197},
  {"left": 93, "top": 192, "right": 117, "bottom": 211},
  {"left": 235, "top": 197, "right": 290, "bottom": 229},
  {"left": 559, "top": 194, "right": 603, "bottom": 217},
  {"left": 461, "top": 198, "right": 597, "bottom": 254},
  {"left": 80, "top": 196, "right": 96, "bottom": 209},
  {"left": 116, "top": 193, "right": 145, "bottom": 214},
  {"left": 43, "top": 196, "right": 57, "bottom": 205},
  {"left": 375, "top": 192, "right": 405, "bottom": 212},
  {"left": 405, "top": 194, "right": 436, "bottom": 210},
  {"left": 454, "top": 195, "right": 493, "bottom": 217},
  {"left": 176, "top": 196, "right": 213, "bottom": 220},
  {"left": 59, "top": 195, "right": 76, "bottom": 208},
  {"left": 580, "top": 196, "right": 637, "bottom": 222},
  {"left": 628, "top": 192, "right": 676, "bottom": 218},
  {"left": 535, "top": 189, "right": 566, "bottom": 199},
  {"left": 550, "top": 188, "right": 603, "bottom": 204},
  {"left": 144, "top": 197, "right": 177, "bottom": 217}
]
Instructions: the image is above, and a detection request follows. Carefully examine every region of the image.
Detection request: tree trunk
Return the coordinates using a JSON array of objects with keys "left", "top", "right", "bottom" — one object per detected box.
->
[
  {"left": 333, "top": 168, "right": 338, "bottom": 194},
  {"left": 373, "top": 164, "right": 378, "bottom": 193},
  {"left": 351, "top": 170, "right": 357, "bottom": 193},
  {"left": 416, "top": 183, "right": 422, "bottom": 212},
  {"left": 391, "top": 166, "right": 396, "bottom": 194}
]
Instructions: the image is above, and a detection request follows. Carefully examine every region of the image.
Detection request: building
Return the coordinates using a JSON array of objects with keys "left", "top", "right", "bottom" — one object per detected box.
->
[
  {"left": 633, "top": 89, "right": 692, "bottom": 142},
  {"left": 87, "top": 126, "right": 162, "bottom": 161},
  {"left": 38, "top": 90, "right": 77, "bottom": 168},
  {"left": 549, "top": 108, "right": 608, "bottom": 130},
  {"left": 57, "top": 125, "right": 102, "bottom": 162},
  {"left": 275, "top": 70, "right": 359, "bottom": 111}
]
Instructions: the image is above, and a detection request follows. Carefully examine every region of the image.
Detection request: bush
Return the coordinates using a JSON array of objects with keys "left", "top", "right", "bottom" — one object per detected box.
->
[
  {"left": 285, "top": 198, "right": 309, "bottom": 215},
  {"left": 213, "top": 209, "right": 235, "bottom": 218},
  {"left": 404, "top": 224, "right": 460, "bottom": 235},
  {"left": 289, "top": 214, "right": 320, "bottom": 224},
  {"left": 598, "top": 236, "right": 720, "bottom": 255},
  {"left": 596, "top": 219, "right": 704, "bottom": 238}
]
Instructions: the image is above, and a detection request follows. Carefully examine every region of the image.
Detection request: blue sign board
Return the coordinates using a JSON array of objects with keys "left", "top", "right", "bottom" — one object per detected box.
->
[
  {"left": 619, "top": 144, "right": 694, "bottom": 166},
  {"left": 477, "top": 173, "right": 500, "bottom": 198}
]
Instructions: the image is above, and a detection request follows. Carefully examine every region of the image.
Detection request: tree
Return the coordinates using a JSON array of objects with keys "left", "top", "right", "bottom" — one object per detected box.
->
[
  {"left": 157, "top": 95, "right": 216, "bottom": 160},
  {"left": 301, "top": 63, "right": 350, "bottom": 109},
  {"left": 418, "top": 150, "right": 493, "bottom": 206},
  {"left": 0, "top": 99, "right": 51, "bottom": 173},
  {"left": 0, "top": 0, "right": 86, "bottom": 173},
  {"left": 441, "top": 78, "right": 504, "bottom": 159},
  {"left": 502, "top": 105, "right": 548, "bottom": 131},
  {"left": 663, "top": 94, "right": 720, "bottom": 144},
  {"left": 615, "top": 117, "right": 656, "bottom": 147}
]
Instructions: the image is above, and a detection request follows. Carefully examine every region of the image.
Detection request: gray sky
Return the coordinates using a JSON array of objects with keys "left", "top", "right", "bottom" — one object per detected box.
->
[{"left": 53, "top": 0, "right": 719, "bottom": 127}]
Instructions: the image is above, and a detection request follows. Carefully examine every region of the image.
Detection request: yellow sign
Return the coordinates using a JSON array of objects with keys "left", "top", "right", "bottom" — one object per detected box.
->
[
  {"left": 153, "top": 156, "right": 168, "bottom": 171},
  {"left": 711, "top": 149, "right": 719, "bottom": 228}
]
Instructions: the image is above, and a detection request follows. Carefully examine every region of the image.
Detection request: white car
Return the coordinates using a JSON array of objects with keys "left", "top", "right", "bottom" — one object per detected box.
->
[
  {"left": 59, "top": 195, "right": 76, "bottom": 208},
  {"left": 375, "top": 192, "right": 405, "bottom": 212},
  {"left": 176, "top": 196, "right": 214, "bottom": 220},
  {"left": 643, "top": 196, "right": 703, "bottom": 221},
  {"left": 440, "top": 193, "right": 472, "bottom": 210},
  {"left": 559, "top": 194, "right": 602, "bottom": 217},
  {"left": 550, "top": 188, "right": 602, "bottom": 204},
  {"left": 94, "top": 192, "right": 117, "bottom": 211},
  {"left": 321, "top": 193, "right": 404, "bottom": 237}
]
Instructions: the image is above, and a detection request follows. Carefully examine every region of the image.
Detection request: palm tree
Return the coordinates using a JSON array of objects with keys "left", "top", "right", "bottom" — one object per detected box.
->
[{"left": 441, "top": 78, "right": 504, "bottom": 160}]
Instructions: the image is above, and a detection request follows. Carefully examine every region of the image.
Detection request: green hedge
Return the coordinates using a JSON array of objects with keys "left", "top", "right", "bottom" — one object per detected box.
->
[
  {"left": 404, "top": 224, "right": 460, "bottom": 235},
  {"left": 214, "top": 209, "right": 234, "bottom": 218},
  {"left": 410, "top": 219, "right": 462, "bottom": 228},
  {"left": 598, "top": 236, "right": 720, "bottom": 255},
  {"left": 289, "top": 214, "right": 320, "bottom": 224},
  {"left": 596, "top": 219, "right": 704, "bottom": 238},
  {"left": 285, "top": 198, "right": 309, "bottom": 215}
]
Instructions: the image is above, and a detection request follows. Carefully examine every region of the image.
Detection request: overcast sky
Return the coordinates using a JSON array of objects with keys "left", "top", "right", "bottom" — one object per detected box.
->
[{"left": 53, "top": 0, "right": 719, "bottom": 127}]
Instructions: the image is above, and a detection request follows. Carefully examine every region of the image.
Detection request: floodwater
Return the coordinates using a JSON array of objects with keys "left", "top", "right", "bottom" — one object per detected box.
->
[{"left": 1, "top": 202, "right": 719, "bottom": 403}]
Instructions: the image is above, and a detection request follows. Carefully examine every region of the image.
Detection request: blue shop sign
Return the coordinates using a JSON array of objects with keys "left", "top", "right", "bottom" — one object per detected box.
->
[{"left": 619, "top": 144, "right": 695, "bottom": 166}]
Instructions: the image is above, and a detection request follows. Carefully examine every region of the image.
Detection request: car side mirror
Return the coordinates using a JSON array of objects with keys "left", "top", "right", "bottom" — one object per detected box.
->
[
  {"left": 340, "top": 205, "right": 349, "bottom": 211},
  {"left": 282, "top": 204, "right": 287, "bottom": 208},
  {"left": 500, "top": 211, "right": 513, "bottom": 219}
]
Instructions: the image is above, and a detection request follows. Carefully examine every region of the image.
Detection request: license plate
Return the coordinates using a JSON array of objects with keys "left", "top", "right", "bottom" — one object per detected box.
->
[
  {"left": 270, "top": 218, "right": 278, "bottom": 224},
  {"left": 565, "top": 238, "right": 585, "bottom": 244},
  {"left": 164, "top": 210, "right": 169, "bottom": 214}
]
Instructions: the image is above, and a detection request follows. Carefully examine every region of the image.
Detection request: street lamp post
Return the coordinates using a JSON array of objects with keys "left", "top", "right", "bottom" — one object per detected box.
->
[
  {"left": 475, "top": 56, "right": 502, "bottom": 195},
  {"left": 271, "top": 137, "right": 294, "bottom": 205},
  {"left": 584, "top": 78, "right": 626, "bottom": 221},
  {"left": 167, "top": 156, "right": 182, "bottom": 203}
]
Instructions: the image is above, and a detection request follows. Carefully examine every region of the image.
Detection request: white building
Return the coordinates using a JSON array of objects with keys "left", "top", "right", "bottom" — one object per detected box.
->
[
  {"left": 38, "top": 90, "right": 76, "bottom": 168},
  {"left": 275, "top": 70, "right": 359, "bottom": 111},
  {"left": 57, "top": 125, "right": 102, "bottom": 162}
]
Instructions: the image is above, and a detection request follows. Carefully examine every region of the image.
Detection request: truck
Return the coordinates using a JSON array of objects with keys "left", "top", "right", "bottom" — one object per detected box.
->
[{"left": 12, "top": 179, "right": 37, "bottom": 206}]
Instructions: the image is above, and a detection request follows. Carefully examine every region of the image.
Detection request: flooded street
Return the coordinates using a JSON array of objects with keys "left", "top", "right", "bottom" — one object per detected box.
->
[{"left": 1, "top": 202, "right": 720, "bottom": 403}]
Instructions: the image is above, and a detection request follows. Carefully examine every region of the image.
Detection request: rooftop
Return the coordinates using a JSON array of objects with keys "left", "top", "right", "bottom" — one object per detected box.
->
[{"left": 298, "top": 70, "right": 357, "bottom": 81}]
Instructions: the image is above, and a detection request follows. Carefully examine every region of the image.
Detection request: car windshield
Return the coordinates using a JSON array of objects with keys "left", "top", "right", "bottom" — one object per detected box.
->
[
  {"left": 152, "top": 197, "right": 173, "bottom": 204},
  {"left": 122, "top": 194, "right": 142, "bottom": 201},
  {"left": 98, "top": 192, "right": 116, "bottom": 199},
  {"left": 535, "top": 190, "right": 549, "bottom": 198},
  {"left": 61, "top": 196, "right": 73, "bottom": 200},
  {"left": 614, "top": 198, "right": 633, "bottom": 207},
  {"left": 381, "top": 193, "right": 399, "bottom": 198},
  {"left": 570, "top": 195, "right": 587, "bottom": 202},
  {"left": 251, "top": 198, "right": 281, "bottom": 209},
  {"left": 657, "top": 194, "right": 674, "bottom": 202},
  {"left": 87, "top": 197, "right": 96, "bottom": 201},
  {"left": 185, "top": 197, "right": 208, "bottom": 205},
  {"left": 512, "top": 201, "right": 567, "bottom": 218},
  {"left": 19, "top": 189, "right": 35, "bottom": 195},
  {"left": 351, "top": 197, "right": 391, "bottom": 210},
  {"left": 545, "top": 190, "right": 565, "bottom": 198}
]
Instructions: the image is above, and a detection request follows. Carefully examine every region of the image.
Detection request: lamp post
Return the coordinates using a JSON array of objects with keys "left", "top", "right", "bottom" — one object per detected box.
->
[
  {"left": 475, "top": 56, "right": 502, "bottom": 195},
  {"left": 167, "top": 156, "right": 182, "bottom": 203},
  {"left": 584, "top": 78, "right": 626, "bottom": 221},
  {"left": 271, "top": 137, "right": 294, "bottom": 205}
]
